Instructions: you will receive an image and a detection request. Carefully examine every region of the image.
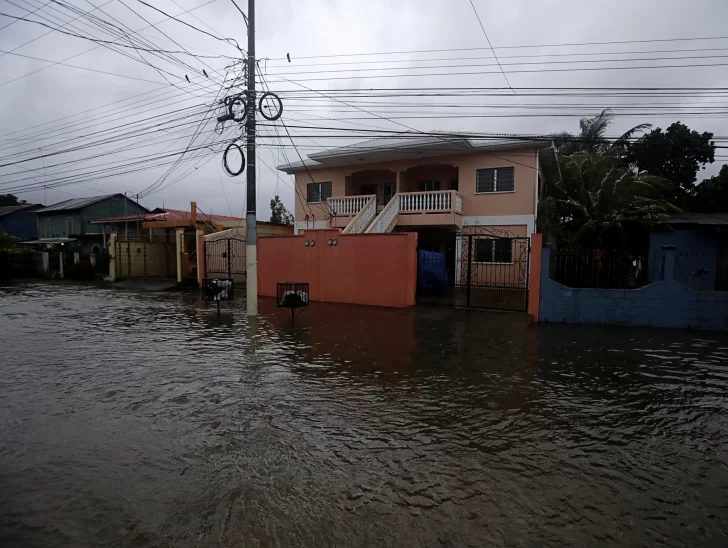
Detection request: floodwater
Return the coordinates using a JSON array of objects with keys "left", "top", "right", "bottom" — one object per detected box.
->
[{"left": 1, "top": 283, "right": 727, "bottom": 548}]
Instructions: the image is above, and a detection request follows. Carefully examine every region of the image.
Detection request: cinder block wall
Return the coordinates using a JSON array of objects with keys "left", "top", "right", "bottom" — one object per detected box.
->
[{"left": 539, "top": 246, "right": 728, "bottom": 331}]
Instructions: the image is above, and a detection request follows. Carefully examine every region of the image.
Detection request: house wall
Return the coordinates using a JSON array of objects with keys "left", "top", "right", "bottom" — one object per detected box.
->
[
  {"left": 38, "top": 197, "right": 147, "bottom": 239},
  {"left": 257, "top": 228, "right": 418, "bottom": 307},
  {"left": 293, "top": 148, "right": 539, "bottom": 227},
  {"left": 0, "top": 208, "right": 39, "bottom": 240},
  {"left": 649, "top": 228, "right": 725, "bottom": 290},
  {"left": 539, "top": 246, "right": 728, "bottom": 331}
]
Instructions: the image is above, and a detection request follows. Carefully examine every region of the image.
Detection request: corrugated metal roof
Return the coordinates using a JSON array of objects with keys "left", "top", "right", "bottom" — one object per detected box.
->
[
  {"left": 278, "top": 133, "right": 554, "bottom": 173},
  {"left": 0, "top": 204, "right": 41, "bottom": 218},
  {"left": 36, "top": 194, "right": 121, "bottom": 213},
  {"left": 91, "top": 208, "right": 244, "bottom": 224},
  {"left": 668, "top": 212, "right": 728, "bottom": 226}
]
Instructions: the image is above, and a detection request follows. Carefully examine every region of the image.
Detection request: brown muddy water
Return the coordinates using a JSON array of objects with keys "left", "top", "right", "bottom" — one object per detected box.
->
[{"left": 0, "top": 283, "right": 727, "bottom": 547}]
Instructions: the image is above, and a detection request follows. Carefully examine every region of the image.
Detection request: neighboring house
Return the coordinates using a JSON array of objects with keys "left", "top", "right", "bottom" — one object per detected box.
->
[
  {"left": 277, "top": 134, "right": 559, "bottom": 311},
  {"left": 34, "top": 194, "right": 148, "bottom": 252},
  {"left": 0, "top": 204, "right": 43, "bottom": 240},
  {"left": 278, "top": 134, "right": 559, "bottom": 239},
  {"left": 649, "top": 212, "right": 728, "bottom": 291}
]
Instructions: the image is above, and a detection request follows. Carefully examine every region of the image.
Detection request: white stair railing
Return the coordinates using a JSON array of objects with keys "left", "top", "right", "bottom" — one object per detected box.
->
[
  {"left": 366, "top": 194, "right": 400, "bottom": 233},
  {"left": 342, "top": 196, "right": 377, "bottom": 233},
  {"left": 327, "top": 195, "right": 372, "bottom": 216}
]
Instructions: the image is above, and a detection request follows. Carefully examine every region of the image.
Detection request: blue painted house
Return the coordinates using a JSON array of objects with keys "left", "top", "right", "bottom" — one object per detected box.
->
[
  {"left": 0, "top": 204, "right": 43, "bottom": 240},
  {"left": 649, "top": 213, "right": 728, "bottom": 291},
  {"left": 33, "top": 194, "right": 148, "bottom": 252}
]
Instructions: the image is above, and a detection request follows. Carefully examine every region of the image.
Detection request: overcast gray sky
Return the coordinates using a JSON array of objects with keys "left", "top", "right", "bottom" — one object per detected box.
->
[{"left": 1, "top": 0, "right": 728, "bottom": 218}]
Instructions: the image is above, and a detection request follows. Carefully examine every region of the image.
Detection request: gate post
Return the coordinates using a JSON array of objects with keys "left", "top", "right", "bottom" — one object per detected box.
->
[
  {"left": 466, "top": 234, "right": 473, "bottom": 308},
  {"left": 175, "top": 228, "right": 184, "bottom": 283},
  {"left": 108, "top": 232, "right": 117, "bottom": 281},
  {"left": 196, "top": 230, "right": 204, "bottom": 288},
  {"left": 227, "top": 239, "right": 232, "bottom": 279}
]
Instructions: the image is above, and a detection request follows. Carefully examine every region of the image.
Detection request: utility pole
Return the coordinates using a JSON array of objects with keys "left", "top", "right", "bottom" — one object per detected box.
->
[{"left": 245, "top": 0, "right": 257, "bottom": 317}]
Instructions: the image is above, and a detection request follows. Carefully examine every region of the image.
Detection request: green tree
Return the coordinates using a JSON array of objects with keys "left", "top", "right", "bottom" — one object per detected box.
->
[
  {"left": 627, "top": 122, "right": 715, "bottom": 199},
  {"left": 553, "top": 109, "right": 650, "bottom": 156},
  {"left": 0, "top": 194, "right": 27, "bottom": 206},
  {"left": 538, "top": 153, "right": 678, "bottom": 248},
  {"left": 691, "top": 164, "right": 728, "bottom": 212},
  {"left": 269, "top": 195, "right": 293, "bottom": 225}
]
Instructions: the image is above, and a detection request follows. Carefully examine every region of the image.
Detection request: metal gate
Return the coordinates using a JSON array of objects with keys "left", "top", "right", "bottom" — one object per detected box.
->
[
  {"left": 204, "top": 236, "right": 246, "bottom": 284},
  {"left": 114, "top": 236, "right": 176, "bottom": 278},
  {"left": 417, "top": 226, "right": 531, "bottom": 312}
]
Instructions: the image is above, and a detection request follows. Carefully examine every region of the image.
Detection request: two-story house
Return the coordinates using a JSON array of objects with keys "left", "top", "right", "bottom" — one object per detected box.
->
[
  {"left": 35, "top": 194, "right": 148, "bottom": 252},
  {"left": 278, "top": 134, "right": 559, "bottom": 310}
]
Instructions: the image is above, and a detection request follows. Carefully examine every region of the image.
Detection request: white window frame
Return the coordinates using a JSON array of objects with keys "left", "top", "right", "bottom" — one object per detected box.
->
[
  {"left": 307, "top": 182, "right": 332, "bottom": 203},
  {"left": 474, "top": 238, "right": 514, "bottom": 265},
  {"left": 475, "top": 167, "right": 515, "bottom": 194}
]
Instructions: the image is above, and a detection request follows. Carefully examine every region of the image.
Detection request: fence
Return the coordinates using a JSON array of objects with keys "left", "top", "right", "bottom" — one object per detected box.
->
[
  {"left": 549, "top": 248, "right": 648, "bottom": 289},
  {"left": 114, "top": 235, "right": 176, "bottom": 278}
]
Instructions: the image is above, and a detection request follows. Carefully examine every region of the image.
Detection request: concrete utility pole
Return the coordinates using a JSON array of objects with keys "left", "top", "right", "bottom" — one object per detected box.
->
[{"left": 245, "top": 0, "right": 257, "bottom": 317}]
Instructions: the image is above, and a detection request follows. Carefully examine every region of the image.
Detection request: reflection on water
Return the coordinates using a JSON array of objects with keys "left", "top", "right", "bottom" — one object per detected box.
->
[{"left": 1, "top": 283, "right": 727, "bottom": 547}]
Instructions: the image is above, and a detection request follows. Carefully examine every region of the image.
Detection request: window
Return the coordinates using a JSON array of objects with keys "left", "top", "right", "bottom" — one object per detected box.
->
[
  {"left": 307, "top": 182, "right": 332, "bottom": 203},
  {"left": 475, "top": 238, "right": 513, "bottom": 263},
  {"left": 420, "top": 180, "right": 441, "bottom": 192},
  {"left": 476, "top": 167, "right": 515, "bottom": 193}
]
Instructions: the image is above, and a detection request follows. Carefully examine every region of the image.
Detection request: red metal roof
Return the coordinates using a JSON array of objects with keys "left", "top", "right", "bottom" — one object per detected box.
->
[{"left": 91, "top": 208, "right": 243, "bottom": 224}]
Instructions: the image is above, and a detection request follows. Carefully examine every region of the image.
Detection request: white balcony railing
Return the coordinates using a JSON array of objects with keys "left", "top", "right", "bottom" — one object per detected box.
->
[
  {"left": 342, "top": 196, "right": 376, "bottom": 234},
  {"left": 399, "top": 190, "right": 463, "bottom": 213},
  {"left": 327, "top": 195, "right": 374, "bottom": 216},
  {"left": 366, "top": 195, "right": 400, "bottom": 233}
]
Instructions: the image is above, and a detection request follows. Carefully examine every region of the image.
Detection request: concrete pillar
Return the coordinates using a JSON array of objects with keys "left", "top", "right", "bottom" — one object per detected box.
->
[
  {"left": 663, "top": 244, "right": 676, "bottom": 281},
  {"left": 541, "top": 245, "right": 552, "bottom": 289},
  {"left": 527, "top": 233, "right": 543, "bottom": 321},
  {"left": 41, "top": 252, "right": 49, "bottom": 275},
  {"left": 108, "top": 232, "right": 117, "bottom": 281},
  {"left": 90, "top": 254, "right": 97, "bottom": 268},
  {"left": 196, "top": 229, "right": 204, "bottom": 287},
  {"left": 58, "top": 251, "right": 64, "bottom": 279},
  {"left": 175, "top": 228, "right": 184, "bottom": 283},
  {"left": 73, "top": 252, "right": 80, "bottom": 264}
]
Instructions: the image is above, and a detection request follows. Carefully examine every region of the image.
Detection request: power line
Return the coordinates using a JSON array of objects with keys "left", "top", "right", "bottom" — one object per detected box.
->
[{"left": 467, "top": 0, "right": 513, "bottom": 92}]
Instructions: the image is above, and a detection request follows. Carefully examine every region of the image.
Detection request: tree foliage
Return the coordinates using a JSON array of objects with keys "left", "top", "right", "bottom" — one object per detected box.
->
[
  {"left": 553, "top": 108, "right": 651, "bottom": 156},
  {"left": 627, "top": 122, "right": 715, "bottom": 197},
  {"left": 691, "top": 164, "right": 728, "bottom": 212},
  {"left": 0, "top": 194, "right": 27, "bottom": 207},
  {"left": 269, "top": 195, "right": 293, "bottom": 225},
  {"left": 538, "top": 154, "right": 677, "bottom": 248}
]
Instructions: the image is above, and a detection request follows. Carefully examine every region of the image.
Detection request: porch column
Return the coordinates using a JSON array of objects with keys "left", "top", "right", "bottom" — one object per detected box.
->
[
  {"left": 175, "top": 228, "right": 184, "bottom": 283},
  {"left": 395, "top": 171, "right": 401, "bottom": 193}
]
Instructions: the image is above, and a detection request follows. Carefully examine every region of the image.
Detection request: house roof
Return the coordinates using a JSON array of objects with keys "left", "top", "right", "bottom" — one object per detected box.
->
[
  {"left": 277, "top": 133, "right": 557, "bottom": 174},
  {"left": 667, "top": 212, "right": 728, "bottom": 226},
  {"left": 90, "top": 208, "right": 243, "bottom": 224},
  {"left": 36, "top": 194, "right": 132, "bottom": 214},
  {"left": 0, "top": 204, "right": 42, "bottom": 218}
]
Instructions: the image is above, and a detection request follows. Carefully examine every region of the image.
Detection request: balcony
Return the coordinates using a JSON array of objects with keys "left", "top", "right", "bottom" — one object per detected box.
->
[{"left": 367, "top": 190, "right": 463, "bottom": 233}]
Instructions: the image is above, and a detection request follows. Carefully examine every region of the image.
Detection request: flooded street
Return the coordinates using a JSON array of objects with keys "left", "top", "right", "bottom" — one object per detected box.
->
[{"left": 1, "top": 283, "right": 727, "bottom": 547}]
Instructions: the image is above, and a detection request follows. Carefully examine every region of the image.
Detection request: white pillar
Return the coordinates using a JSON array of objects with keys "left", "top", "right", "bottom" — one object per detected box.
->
[
  {"left": 175, "top": 228, "right": 184, "bottom": 283},
  {"left": 73, "top": 252, "right": 80, "bottom": 264},
  {"left": 41, "top": 252, "right": 49, "bottom": 275},
  {"left": 195, "top": 229, "right": 203, "bottom": 286},
  {"left": 58, "top": 251, "right": 64, "bottom": 279},
  {"left": 108, "top": 232, "right": 118, "bottom": 281}
]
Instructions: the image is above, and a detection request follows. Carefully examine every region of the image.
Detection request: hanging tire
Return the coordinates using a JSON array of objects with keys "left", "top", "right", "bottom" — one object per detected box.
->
[
  {"left": 223, "top": 143, "right": 245, "bottom": 176},
  {"left": 259, "top": 92, "right": 283, "bottom": 121},
  {"left": 228, "top": 96, "right": 247, "bottom": 122}
]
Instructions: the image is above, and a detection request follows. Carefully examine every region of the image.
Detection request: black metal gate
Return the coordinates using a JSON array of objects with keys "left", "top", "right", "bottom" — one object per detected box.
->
[
  {"left": 417, "top": 226, "right": 531, "bottom": 312},
  {"left": 204, "top": 236, "right": 246, "bottom": 284}
]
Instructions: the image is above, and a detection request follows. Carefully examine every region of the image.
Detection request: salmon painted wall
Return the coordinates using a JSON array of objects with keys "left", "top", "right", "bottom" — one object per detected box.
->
[
  {"left": 258, "top": 228, "right": 418, "bottom": 308},
  {"left": 292, "top": 148, "right": 539, "bottom": 222}
]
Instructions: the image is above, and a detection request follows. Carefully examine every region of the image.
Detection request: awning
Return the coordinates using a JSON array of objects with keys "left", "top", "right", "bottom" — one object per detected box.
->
[{"left": 19, "top": 238, "right": 78, "bottom": 245}]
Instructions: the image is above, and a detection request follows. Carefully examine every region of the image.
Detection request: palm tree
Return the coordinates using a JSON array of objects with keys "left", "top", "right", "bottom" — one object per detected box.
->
[
  {"left": 553, "top": 109, "right": 651, "bottom": 156},
  {"left": 538, "top": 153, "right": 678, "bottom": 248}
]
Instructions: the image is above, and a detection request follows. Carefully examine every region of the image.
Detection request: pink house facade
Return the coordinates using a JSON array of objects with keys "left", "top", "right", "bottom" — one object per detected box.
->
[{"left": 278, "top": 134, "right": 560, "bottom": 310}]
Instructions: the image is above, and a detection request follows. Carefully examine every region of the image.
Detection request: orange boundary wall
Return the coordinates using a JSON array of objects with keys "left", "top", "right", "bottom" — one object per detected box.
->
[
  {"left": 527, "top": 233, "right": 543, "bottom": 320},
  {"left": 258, "top": 228, "right": 418, "bottom": 308}
]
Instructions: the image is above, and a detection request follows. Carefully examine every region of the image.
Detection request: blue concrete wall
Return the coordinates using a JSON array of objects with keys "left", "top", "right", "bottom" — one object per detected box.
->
[
  {"left": 540, "top": 246, "right": 728, "bottom": 331},
  {"left": 649, "top": 229, "right": 724, "bottom": 290}
]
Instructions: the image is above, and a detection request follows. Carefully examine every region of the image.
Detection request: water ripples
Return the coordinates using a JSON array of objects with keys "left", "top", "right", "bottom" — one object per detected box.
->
[{"left": 1, "top": 283, "right": 727, "bottom": 547}]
